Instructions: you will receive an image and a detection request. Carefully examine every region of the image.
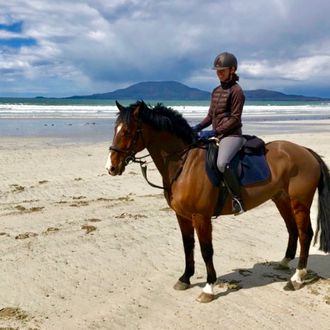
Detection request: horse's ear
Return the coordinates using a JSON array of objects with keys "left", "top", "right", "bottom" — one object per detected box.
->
[
  {"left": 133, "top": 104, "right": 141, "bottom": 120},
  {"left": 115, "top": 100, "right": 125, "bottom": 112}
]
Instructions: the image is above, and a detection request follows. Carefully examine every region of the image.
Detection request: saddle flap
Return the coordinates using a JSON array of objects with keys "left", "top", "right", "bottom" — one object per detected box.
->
[
  {"left": 205, "top": 136, "right": 270, "bottom": 187},
  {"left": 205, "top": 141, "right": 223, "bottom": 186}
]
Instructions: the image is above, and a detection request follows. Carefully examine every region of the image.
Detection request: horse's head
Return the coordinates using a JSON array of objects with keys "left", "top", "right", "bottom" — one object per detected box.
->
[{"left": 105, "top": 101, "right": 146, "bottom": 176}]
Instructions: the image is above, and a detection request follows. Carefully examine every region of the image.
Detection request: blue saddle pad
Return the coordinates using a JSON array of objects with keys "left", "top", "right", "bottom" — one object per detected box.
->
[
  {"left": 234, "top": 152, "right": 270, "bottom": 186},
  {"left": 205, "top": 144, "right": 271, "bottom": 187}
]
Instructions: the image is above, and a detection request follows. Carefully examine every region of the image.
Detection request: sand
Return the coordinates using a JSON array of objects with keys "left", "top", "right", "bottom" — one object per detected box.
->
[{"left": 0, "top": 132, "right": 329, "bottom": 330}]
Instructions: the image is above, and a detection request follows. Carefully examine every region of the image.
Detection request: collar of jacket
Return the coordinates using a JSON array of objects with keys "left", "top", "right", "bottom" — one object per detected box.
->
[{"left": 220, "top": 80, "right": 236, "bottom": 89}]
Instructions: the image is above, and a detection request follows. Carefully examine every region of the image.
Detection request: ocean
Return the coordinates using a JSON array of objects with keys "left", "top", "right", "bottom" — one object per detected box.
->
[{"left": 1, "top": 98, "right": 330, "bottom": 143}]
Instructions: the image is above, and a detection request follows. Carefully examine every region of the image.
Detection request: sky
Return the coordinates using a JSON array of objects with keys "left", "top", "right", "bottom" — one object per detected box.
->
[{"left": 1, "top": 0, "right": 330, "bottom": 98}]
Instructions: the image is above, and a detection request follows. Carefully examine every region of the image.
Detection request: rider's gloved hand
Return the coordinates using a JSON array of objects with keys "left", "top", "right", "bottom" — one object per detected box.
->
[
  {"left": 199, "top": 130, "right": 216, "bottom": 139},
  {"left": 191, "top": 124, "right": 202, "bottom": 133}
]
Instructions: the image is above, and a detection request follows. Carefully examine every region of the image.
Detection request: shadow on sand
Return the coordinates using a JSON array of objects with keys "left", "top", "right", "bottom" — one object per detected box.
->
[{"left": 193, "top": 254, "right": 330, "bottom": 300}]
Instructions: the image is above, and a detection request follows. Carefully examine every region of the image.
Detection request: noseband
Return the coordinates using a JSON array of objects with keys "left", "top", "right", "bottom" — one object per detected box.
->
[
  {"left": 109, "top": 121, "right": 166, "bottom": 190},
  {"left": 109, "top": 125, "right": 143, "bottom": 166}
]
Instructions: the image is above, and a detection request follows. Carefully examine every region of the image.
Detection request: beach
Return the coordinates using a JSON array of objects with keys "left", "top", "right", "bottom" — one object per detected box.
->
[{"left": 0, "top": 128, "right": 330, "bottom": 329}]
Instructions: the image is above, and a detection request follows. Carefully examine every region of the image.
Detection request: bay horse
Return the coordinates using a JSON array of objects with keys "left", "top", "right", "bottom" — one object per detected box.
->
[{"left": 105, "top": 100, "right": 330, "bottom": 303}]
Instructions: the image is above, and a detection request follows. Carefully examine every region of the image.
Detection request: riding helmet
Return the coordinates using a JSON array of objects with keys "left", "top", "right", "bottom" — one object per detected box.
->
[{"left": 213, "top": 52, "right": 238, "bottom": 70}]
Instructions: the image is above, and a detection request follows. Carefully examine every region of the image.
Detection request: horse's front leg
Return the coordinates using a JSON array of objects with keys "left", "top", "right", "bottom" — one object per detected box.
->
[
  {"left": 174, "top": 214, "right": 195, "bottom": 291},
  {"left": 193, "top": 213, "right": 217, "bottom": 303}
]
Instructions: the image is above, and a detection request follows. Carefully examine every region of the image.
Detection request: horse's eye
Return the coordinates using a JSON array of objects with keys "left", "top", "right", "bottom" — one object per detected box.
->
[{"left": 122, "top": 129, "right": 130, "bottom": 137}]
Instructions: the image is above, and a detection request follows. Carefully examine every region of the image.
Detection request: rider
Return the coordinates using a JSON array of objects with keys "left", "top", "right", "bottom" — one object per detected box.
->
[{"left": 193, "top": 52, "right": 246, "bottom": 215}]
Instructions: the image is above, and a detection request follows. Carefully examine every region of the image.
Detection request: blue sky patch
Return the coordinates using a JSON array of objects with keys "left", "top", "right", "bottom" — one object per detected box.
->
[
  {"left": 0, "top": 21, "right": 23, "bottom": 33},
  {"left": 0, "top": 37, "right": 37, "bottom": 48},
  {"left": 0, "top": 21, "right": 36, "bottom": 48}
]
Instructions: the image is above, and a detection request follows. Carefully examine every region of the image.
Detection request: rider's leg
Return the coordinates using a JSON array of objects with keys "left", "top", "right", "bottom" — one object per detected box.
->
[{"left": 217, "top": 136, "right": 246, "bottom": 215}]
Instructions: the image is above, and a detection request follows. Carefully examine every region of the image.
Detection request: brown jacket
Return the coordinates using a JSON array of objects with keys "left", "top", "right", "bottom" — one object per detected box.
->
[{"left": 199, "top": 81, "right": 245, "bottom": 136}]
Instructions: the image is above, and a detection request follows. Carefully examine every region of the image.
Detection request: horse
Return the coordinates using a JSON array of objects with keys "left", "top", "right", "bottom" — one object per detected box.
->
[{"left": 105, "top": 100, "right": 330, "bottom": 303}]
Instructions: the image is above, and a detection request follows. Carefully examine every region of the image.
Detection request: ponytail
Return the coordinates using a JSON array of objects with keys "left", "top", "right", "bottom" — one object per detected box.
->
[{"left": 232, "top": 73, "right": 239, "bottom": 82}]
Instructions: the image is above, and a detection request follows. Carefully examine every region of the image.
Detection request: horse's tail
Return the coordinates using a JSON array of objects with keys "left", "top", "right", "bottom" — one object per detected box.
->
[{"left": 307, "top": 148, "right": 330, "bottom": 252}]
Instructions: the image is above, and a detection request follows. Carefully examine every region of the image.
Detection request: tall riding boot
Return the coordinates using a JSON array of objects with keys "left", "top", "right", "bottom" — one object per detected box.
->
[{"left": 223, "top": 165, "right": 245, "bottom": 215}]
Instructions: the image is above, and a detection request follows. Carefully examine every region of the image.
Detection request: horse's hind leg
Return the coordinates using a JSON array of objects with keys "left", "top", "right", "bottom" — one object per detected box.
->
[
  {"left": 174, "top": 214, "right": 195, "bottom": 291},
  {"left": 273, "top": 195, "right": 299, "bottom": 269}
]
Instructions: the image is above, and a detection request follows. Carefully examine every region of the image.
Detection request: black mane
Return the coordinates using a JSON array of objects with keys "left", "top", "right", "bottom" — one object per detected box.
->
[{"left": 117, "top": 101, "right": 196, "bottom": 144}]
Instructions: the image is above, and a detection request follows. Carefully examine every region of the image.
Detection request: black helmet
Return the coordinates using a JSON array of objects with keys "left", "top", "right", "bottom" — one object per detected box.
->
[{"left": 213, "top": 52, "right": 238, "bottom": 70}]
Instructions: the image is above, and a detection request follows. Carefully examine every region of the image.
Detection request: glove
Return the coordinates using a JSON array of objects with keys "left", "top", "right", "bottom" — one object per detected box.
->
[
  {"left": 199, "top": 130, "right": 216, "bottom": 139},
  {"left": 191, "top": 124, "right": 202, "bottom": 133}
]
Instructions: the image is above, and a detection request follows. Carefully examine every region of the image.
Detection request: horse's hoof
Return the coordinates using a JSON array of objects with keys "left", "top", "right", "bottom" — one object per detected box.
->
[
  {"left": 173, "top": 280, "right": 190, "bottom": 291},
  {"left": 284, "top": 280, "right": 304, "bottom": 291},
  {"left": 274, "top": 263, "right": 290, "bottom": 271},
  {"left": 291, "top": 280, "right": 304, "bottom": 290},
  {"left": 196, "top": 292, "right": 214, "bottom": 303}
]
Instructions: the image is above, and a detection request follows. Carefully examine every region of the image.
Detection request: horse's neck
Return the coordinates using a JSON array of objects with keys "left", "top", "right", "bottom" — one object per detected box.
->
[{"left": 146, "top": 131, "right": 188, "bottom": 187}]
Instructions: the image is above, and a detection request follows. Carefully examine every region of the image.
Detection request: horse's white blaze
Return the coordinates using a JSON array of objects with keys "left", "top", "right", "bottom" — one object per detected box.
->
[
  {"left": 105, "top": 124, "right": 123, "bottom": 171},
  {"left": 116, "top": 123, "right": 123, "bottom": 134},
  {"left": 105, "top": 153, "right": 111, "bottom": 171},
  {"left": 291, "top": 268, "right": 307, "bottom": 284},
  {"left": 203, "top": 283, "right": 214, "bottom": 295}
]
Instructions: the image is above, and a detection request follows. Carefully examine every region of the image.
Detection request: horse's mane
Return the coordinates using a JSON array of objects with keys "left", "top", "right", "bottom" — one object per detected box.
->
[{"left": 117, "top": 101, "right": 196, "bottom": 144}]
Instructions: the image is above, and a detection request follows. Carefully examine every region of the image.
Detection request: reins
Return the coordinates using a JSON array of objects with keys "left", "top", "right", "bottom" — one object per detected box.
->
[{"left": 137, "top": 141, "right": 201, "bottom": 191}]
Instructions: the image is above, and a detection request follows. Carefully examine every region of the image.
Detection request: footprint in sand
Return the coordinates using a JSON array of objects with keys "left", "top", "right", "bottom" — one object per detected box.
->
[
  {"left": 43, "top": 227, "right": 60, "bottom": 235},
  {"left": 14, "top": 205, "right": 44, "bottom": 214},
  {"left": 72, "top": 196, "right": 87, "bottom": 200},
  {"left": 115, "top": 212, "right": 147, "bottom": 220},
  {"left": 0, "top": 306, "right": 40, "bottom": 329},
  {"left": 81, "top": 224, "right": 97, "bottom": 234},
  {"left": 87, "top": 218, "right": 102, "bottom": 223},
  {"left": 0, "top": 307, "right": 30, "bottom": 320},
  {"left": 10, "top": 184, "right": 25, "bottom": 193},
  {"left": 70, "top": 201, "right": 89, "bottom": 207},
  {"left": 15, "top": 232, "right": 38, "bottom": 240}
]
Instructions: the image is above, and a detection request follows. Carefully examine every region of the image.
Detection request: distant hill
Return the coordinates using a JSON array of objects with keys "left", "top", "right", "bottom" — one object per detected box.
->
[
  {"left": 244, "top": 89, "right": 328, "bottom": 101},
  {"left": 66, "top": 81, "right": 329, "bottom": 101},
  {"left": 68, "top": 81, "right": 210, "bottom": 101}
]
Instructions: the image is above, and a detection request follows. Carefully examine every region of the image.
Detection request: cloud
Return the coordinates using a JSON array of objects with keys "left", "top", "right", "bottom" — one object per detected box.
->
[{"left": 1, "top": 0, "right": 330, "bottom": 97}]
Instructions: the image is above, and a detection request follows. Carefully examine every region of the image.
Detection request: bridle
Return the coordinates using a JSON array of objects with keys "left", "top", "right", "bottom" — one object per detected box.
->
[
  {"left": 109, "top": 120, "right": 166, "bottom": 190},
  {"left": 109, "top": 121, "right": 144, "bottom": 167},
  {"left": 109, "top": 119, "right": 202, "bottom": 191}
]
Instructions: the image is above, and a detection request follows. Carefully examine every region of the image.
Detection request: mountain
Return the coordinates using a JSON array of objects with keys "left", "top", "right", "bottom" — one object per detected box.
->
[
  {"left": 66, "top": 81, "right": 329, "bottom": 101},
  {"left": 244, "top": 89, "right": 328, "bottom": 101},
  {"left": 68, "top": 81, "right": 210, "bottom": 100}
]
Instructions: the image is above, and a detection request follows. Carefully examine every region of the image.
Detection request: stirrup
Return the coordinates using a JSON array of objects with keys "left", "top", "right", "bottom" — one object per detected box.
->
[{"left": 232, "top": 198, "right": 245, "bottom": 215}]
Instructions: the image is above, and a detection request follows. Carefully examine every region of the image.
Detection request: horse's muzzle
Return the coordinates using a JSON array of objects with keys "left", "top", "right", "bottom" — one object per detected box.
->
[{"left": 107, "top": 164, "right": 125, "bottom": 176}]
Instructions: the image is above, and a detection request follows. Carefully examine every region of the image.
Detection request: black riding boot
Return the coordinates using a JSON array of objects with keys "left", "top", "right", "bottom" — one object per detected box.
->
[{"left": 223, "top": 165, "right": 245, "bottom": 215}]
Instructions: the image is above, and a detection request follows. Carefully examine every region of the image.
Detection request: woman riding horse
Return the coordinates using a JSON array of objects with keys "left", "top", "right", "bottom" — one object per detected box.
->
[{"left": 193, "top": 52, "right": 246, "bottom": 215}]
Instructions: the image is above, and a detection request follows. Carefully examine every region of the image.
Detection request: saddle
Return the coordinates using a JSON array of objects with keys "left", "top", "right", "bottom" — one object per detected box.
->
[{"left": 205, "top": 135, "right": 271, "bottom": 216}]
